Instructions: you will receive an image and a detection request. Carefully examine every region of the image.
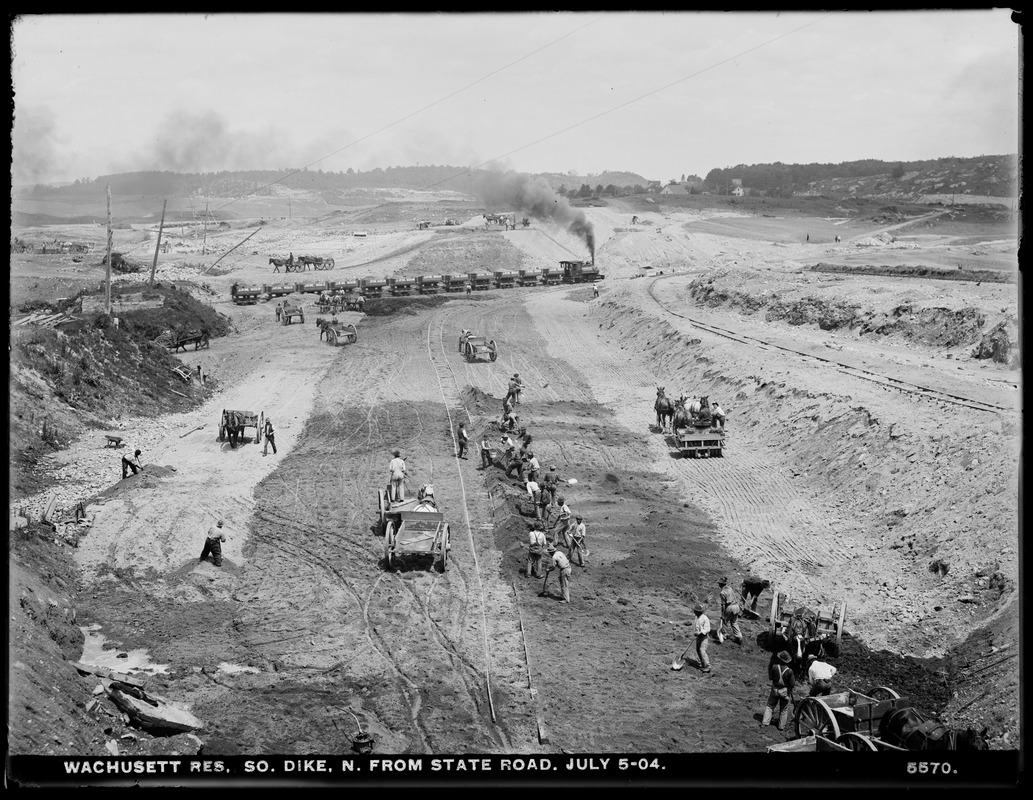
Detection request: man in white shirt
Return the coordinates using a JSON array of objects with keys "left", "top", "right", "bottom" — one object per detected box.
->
[
  {"left": 569, "top": 515, "right": 588, "bottom": 567},
  {"left": 806, "top": 654, "right": 837, "bottom": 696},
  {"left": 388, "top": 450, "right": 407, "bottom": 502},
  {"left": 551, "top": 497, "right": 572, "bottom": 549},
  {"left": 525, "top": 478, "right": 542, "bottom": 518},
  {"left": 693, "top": 603, "right": 712, "bottom": 673},
  {"left": 200, "top": 520, "right": 228, "bottom": 567}
]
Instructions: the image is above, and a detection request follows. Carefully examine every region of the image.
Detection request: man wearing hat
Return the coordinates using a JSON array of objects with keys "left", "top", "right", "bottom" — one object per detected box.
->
[
  {"left": 545, "top": 545, "right": 572, "bottom": 603},
  {"left": 692, "top": 603, "right": 712, "bottom": 673},
  {"left": 569, "top": 514, "right": 588, "bottom": 567},
  {"left": 525, "top": 451, "right": 541, "bottom": 484},
  {"left": 388, "top": 450, "right": 407, "bottom": 503},
  {"left": 716, "top": 577, "right": 743, "bottom": 645},
  {"left": 262, "top": 417, "right": 277, "bottom": 456},
  {"left": 526, "top": 524, "right": 548, "bottom": 579},
  {"left": 505, "top": 374, "right": 523, "bottom": 407},
  {"left": 762, "top": 651, "right": 796, "bottom": 730},
  {"left": 741, "top": 575, "right": 771, "bottom": 614},
  {"left": 200, "top": 520, "right": 228, "bottom": 567},
  {"left": 479, "top": 433, "right": 493, "bottom": 470},
  {"left": 806, "top": 653, "right": 837, "bottom": 697},
  {"left": 551, "top": 496, "right": 573, "bottom": 549},
  {"left": 542, "top": 466, "right": 560, "bottom": 507}
]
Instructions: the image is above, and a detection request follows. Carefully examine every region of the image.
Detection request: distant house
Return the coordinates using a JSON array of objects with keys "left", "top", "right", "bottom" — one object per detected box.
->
[
  {"left": 731, "top": 186, "right": 745, "bottom": 197},
  {"left": 660, "top": 184, "right": 690, "bottom": 196},
  {"left": 646, "top": 181, "right": 663, "bottom": 193},
  {"left": 731, "top": 178, "right": 742, "bottom": 186}
]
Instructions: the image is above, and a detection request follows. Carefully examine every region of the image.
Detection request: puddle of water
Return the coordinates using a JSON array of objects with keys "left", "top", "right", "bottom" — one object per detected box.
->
[
  {"left": 217, "top": 662, "right": 260, "bottom": 675},
  {"left": 79, "top": 628, "right": 169, "bottom": 675}
]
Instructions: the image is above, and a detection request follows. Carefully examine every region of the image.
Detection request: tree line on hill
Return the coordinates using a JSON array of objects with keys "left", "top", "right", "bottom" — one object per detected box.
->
[{"left": 703, "top": 154, "right": 1017, "bottom": 197}]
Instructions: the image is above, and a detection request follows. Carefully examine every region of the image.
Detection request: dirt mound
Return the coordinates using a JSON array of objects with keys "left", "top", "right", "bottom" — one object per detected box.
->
[{"left": 971, "top": 319, "right": 1020, "bottom": 366}]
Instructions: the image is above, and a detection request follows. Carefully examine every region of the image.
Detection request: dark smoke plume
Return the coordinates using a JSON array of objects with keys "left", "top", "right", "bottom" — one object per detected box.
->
[{"left": 473, "top": 170, "right": 594, "bottom": 261}]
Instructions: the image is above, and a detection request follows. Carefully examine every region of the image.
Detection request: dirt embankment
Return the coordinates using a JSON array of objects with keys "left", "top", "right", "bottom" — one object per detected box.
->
[
  {"left": 686, "top": 271, "right": 1020, "bottom": 365},
  {"left": 584, "top": 281, "right": 1018, "bottom": 743}
]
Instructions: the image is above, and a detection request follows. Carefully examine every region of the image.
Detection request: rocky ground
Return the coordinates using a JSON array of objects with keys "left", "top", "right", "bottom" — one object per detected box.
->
[{"left": 8, "top": 194, "right": 1020, "bottom": 766}]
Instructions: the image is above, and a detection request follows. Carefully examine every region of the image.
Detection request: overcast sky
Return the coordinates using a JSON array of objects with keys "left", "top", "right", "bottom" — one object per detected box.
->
[{"left": 10, "top": 10, "right": 1020, "bottom": 186}]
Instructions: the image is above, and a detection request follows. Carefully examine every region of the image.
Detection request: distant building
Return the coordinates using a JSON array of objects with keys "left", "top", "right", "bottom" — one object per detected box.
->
[
  {"left": 646, "top": 181, "right": 663, "bottom": 193},
  {"left": 660, "top": 184, "right": 690, "bottom": 196},
  {"left": 731, "top": 178, "right": 742, "bottom": 186},
  {"left": 731, "top": 186, "right": 745, "bottom": 197}
]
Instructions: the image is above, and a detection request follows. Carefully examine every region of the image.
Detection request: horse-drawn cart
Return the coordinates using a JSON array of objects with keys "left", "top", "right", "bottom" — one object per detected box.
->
[
  {"left": 376, "top": 488, "right": 451, "bottom": 572},
  {"left": 675, "top": 426, "right": 725, "bottom": 458},
  {"left": 770, "top": 592, "right": 847, "bottom": 659},
  {"left": 217, "top": 409, "right": 264, "bottom": 448},
  {"left": 795, "top": 687, "right": 910, "bottom": 751},
  {"left": 463, "top": 336, "right": 498, "bottom": 362},
  {"left": 323, "top": 320, "right": 358, "bottom": 346},
  {"left": 155, "top": 329, "right": 210, "bottom": 352},
  {"left": 280, "top": 301, "right": 305, "bottom": 325}
]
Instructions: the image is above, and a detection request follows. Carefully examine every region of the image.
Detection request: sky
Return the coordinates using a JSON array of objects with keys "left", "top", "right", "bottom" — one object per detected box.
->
[{"left": 10, "top": 10, "right": 1021, "bottom": 186}]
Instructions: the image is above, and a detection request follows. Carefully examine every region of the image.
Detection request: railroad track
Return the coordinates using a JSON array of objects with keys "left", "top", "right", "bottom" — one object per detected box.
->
[{"left": 646, "top": 276, "right": 1016, "bottom": 417}]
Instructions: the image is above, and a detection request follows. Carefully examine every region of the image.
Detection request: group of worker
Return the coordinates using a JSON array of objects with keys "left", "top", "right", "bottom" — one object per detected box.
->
[{"left": 680, "top": 576, "right": 838, "bottom": 732}]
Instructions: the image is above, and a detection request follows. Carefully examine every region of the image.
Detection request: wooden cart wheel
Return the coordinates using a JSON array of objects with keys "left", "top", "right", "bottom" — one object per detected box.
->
[
  {"left": 377, "top": 488, "right": 388, "bottom": 528},
  {"left": 867, "top": 686, "right": 900, "bottom": 702},
  {"left": 490, "top": 349, "right": 497, "bottom": 362},
  {"left": 837, "top": 732, "right": 878, "bottom": 751},
  {"left": 328, "top": 328, "right": 338, "bottom": 346},
  {"left": 326, "top": 257, "right": 335, "bottom": 269},
  {"left": 435, "top": 524, "right": 450, "bottom": 573},
  {"left": 347, "top": 333, "right": 357, "bottom": 343},
  {"left": 383, "top": 521, "right": 396, "bottom": 570},
  {"left": 835, "top": 602, "right": 847, "bottom": 644},
  {"left": 795, "top": 697, "right": 841, "bottom": 740},
  {"left": 155, "top": 332, "right": 173, "bottom": 349}
]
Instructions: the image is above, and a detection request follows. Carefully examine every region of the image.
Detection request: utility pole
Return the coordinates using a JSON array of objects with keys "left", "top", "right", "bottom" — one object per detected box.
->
[
  {"left": 149, "top": 199, "right": 167, "bottom": 288},
  {"left": 105, "top": 185, "right": 112, "bottom": 315},
  {"left": 202, "top": 199, "right": 209, "bottom": 255}
]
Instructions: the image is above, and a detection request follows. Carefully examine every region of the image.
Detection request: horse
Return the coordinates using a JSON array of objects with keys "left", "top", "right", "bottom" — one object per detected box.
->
[
  {"left": 879, "top": 707, "right": 989, "bottom": 752},
  {"left": 298, "top": 255, "right": 322, "bottom": 270},
  {"left": 221, "top": 410, "right": 246, "bottom": 449},
  {"left": 269, "top": 257, "right": 289, "bottom": 272},
  {"left": 672, "top": 396, "right": 691, "bottom": 430},
  {"left": 654, "top": 387, "right": 675, "bottom": 431}
]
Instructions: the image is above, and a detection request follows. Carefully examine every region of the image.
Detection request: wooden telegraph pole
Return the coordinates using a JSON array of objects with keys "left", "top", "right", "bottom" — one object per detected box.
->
[
  {"left": 105, "top": 185, "right": 113, "bottom": 315},
  {"left": 149, "top": 199, "right": 168, "bottom": 288},
  {"left": 202, "top": 199, "right": 210, "bottom": 255}
]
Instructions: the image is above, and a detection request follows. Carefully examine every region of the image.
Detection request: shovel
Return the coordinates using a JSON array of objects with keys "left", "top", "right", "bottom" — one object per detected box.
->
[
  {"left": 538, "top": 570, "right": 552, "bottom": 597},
  {"left": 671, "top": 640, "right": 694, "bottom": 671}
]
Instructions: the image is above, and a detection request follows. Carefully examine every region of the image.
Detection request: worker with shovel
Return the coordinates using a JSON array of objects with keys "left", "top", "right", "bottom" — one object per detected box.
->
[
  {"left": 672, "top": 604, "right": 712, "bottom": 673},
  {"left": 716, "top": 577, "right": 743, "bottom": 645},
  {"left": 541, "top": 545, "right": 572, "bottom": 603},
  {"left": 569, "top": 515, "right": 588, "bottom": 568}
]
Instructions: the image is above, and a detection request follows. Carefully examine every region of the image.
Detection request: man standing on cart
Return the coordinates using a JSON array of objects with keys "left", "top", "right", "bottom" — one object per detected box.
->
[{"left": 388, "top": 450, "right": 407, "bottom": 503}]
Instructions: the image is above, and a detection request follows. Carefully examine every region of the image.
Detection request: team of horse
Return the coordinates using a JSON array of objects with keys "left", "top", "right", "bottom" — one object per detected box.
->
[
  {"left": 878, "top": 706, "right": 989, "bottom": 751},
  {"left": 218, "top": 409, "right": 262, "bottom": 449},
  {"left": 269, "top": 255, "right": 334, "bottom": 272},
  {"left": 655, "top": 388, "right": 715, "bottom": 432}
]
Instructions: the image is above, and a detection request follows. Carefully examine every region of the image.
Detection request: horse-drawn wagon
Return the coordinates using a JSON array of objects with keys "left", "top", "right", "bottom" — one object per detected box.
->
[
  {"left": 375, "top": 488, "right": 451, "bottom": 572},
  {"left": 463, "top": 336, "right": 498, "bottom": 362},
  {"left": 318, "top": 319, "right": 358, "bottom": 346},
  {"left": 154, "top": 329, "right": 210, "bottom": 352},
  {"left": 294, "top": 255, "right": 335, "bottom": 271},
  {"left": 676, "top": 426, "right": 726, "bottom": 458},
  {"left": 280, "top": 301, "right": 305, "bottom": 325},
  {"left": 769, "top": 592, "right": 847, "bottom": 667},
  {"left": 217, "top": 409, "right": 264, "bottom": 448},
  {"left": 794, "top": 687, "right": 910, "bottom": 750}
]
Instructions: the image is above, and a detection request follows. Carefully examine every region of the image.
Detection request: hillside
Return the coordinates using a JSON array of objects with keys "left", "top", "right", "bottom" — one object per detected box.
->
[{"left": 704, "top": 155, "right": 1017, "bottom": 202}]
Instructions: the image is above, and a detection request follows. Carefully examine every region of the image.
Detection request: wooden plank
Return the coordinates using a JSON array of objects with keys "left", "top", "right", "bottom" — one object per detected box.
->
[{"left": 71, "top": 661, "right": 148, "bottom": 689}]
